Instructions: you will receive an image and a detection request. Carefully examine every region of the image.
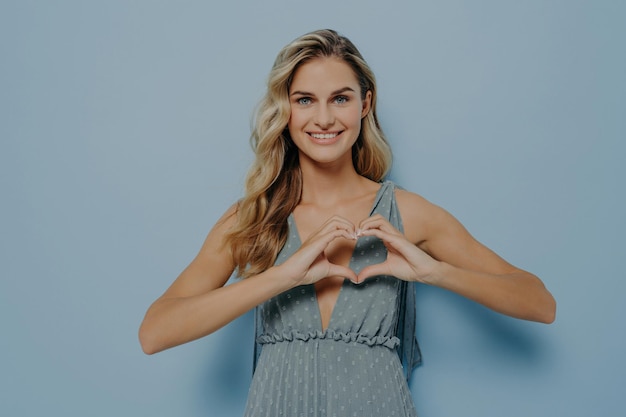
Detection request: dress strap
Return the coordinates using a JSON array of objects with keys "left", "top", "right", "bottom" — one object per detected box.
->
[{"left": 383, "top": 181, "right": 422, "bottom": 381}]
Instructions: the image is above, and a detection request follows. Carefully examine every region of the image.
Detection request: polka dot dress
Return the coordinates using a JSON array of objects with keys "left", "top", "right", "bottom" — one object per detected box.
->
[{"left": 244, "top": 182, "right": 420, "bottom": 417}]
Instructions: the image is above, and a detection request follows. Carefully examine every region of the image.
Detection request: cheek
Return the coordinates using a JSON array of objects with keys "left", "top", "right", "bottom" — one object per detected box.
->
[
  {"left": 345, "top": 107, "right": 365, "bottom": 127},
  {"left": 287, "top": 109, "right": 303, "bottom": 128},
  {"left": 287, "top": 114, "right": 303, "bottom": 141}
]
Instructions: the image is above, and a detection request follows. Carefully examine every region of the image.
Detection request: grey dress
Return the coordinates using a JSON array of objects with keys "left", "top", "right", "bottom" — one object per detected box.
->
[{"left": 244, "top": 181, "right": 421, "bottom": 417}]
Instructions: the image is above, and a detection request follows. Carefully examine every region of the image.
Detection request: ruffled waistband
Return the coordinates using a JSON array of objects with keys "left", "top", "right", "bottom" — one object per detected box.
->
[{"left": 257, "top": 330, "right": 400, "bottom": 350}]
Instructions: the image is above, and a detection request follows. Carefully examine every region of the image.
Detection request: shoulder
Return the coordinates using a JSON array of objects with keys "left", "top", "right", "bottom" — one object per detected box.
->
[
  {"left": 391, "top": 185, "right": 429, "bottom": 208},
  {"left": 391, "top": 185, "right": 451, "bottom": 245},
  {"left": 390, "top": 183, "right": 437, "bottom": 219},
  {"left": 392, "top": 185, "right": 481, "bottom": 258},
  {"left": 216, "top": 202, "right": 240, "bottom": 229},
  {"left": 199, "top": 202, "right": 240, "bottom": 255}
]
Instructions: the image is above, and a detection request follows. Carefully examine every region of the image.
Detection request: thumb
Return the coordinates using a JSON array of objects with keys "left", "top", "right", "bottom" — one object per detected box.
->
[
  {"left": 328, "top": 264, "right": 358, "bottom": 282},
  {"left": 354, "top": 262, "right": 389, "bottom": 284}
]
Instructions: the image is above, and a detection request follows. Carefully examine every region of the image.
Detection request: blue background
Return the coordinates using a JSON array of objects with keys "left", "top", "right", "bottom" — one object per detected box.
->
[{"left": 1, "top": 1, "right": 624, "bottom": 416}]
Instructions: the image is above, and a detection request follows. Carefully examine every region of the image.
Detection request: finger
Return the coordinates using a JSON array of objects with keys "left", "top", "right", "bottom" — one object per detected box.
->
[
  {"left": 354, "top": 263, "right": 391, "bottom": 284},
  {"left": 319, "top": 227, "right": 359, "bottom": 246},
  {"left": 357, "top": 215, "right": 401, "bottom": 236},
  {"left": 311, "top": 218, "right": 358, "bottom": 242},
  {"left": 358, "top": 228, "right": 420, "bottom": 264},
  {"left": 327, "top": 264, "right": 358, "bottom": 282},
  {"left": 358, "top": 226, "right": 406, "bottom": 248},
  {"left": 302, "top": 239, "right": 359, "bottom": 269},
  {"left": 325, "top": 214, "right": 356, "bottom": 227},
  {"left": 314, "top": 218, "right": 357, "bottom": 241},
  {"left": 322, "top": 215, "right": 356, "bottom": 231},
  {"left": 357, "top": 214, "right": 385, "bottom": 230},
  {"left": 296, "top": 231, "right": 361, "bottom": 277}
]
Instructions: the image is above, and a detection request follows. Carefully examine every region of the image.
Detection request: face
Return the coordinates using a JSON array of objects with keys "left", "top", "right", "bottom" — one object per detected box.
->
[{"left": 287, "top": 57, "right": 371, "bottom": 168}]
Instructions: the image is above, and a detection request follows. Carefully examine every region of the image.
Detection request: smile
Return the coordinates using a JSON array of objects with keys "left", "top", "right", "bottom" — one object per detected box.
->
[{"left": 308, "top": 132, "right": 341, "bottom": 140}]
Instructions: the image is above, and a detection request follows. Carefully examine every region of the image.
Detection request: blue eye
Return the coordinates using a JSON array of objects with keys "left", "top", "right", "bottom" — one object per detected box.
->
[
  {"left": 297, "top": 97, "right": 312, "bottom": 105},
  {"left": 334, "top": 96, "right": 348, "bottom": 104}
]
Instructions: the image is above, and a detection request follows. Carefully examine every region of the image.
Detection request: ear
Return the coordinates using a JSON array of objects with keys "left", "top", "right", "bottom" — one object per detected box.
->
[{"left": 361, "top": 90, "right": 372, "bottom": 118}]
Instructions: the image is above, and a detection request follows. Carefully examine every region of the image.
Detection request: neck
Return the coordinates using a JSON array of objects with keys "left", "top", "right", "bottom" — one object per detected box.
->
[{"left": 298, "top": 156, "right": 371, "bottom": 206}]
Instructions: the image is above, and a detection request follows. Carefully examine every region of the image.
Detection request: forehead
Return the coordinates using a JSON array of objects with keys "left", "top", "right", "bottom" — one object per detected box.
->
[{"left": 289, "top": 57, "right": 359, "bottom": 93}]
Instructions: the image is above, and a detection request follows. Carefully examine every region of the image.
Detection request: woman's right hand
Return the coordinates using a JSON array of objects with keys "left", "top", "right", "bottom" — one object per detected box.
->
[{"left": 276, "top": 216, "right": 358, "bottom": 286}]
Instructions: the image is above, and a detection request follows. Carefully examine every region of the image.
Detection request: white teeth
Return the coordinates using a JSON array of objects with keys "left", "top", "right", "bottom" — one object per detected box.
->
[{"left": 310, "top": 133, "right": 339, "bottom": 139}]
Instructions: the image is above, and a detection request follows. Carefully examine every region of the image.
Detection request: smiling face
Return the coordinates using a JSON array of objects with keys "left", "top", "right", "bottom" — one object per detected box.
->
[{"left": 287, "top": 57, "right": 372, "bottom": 169}]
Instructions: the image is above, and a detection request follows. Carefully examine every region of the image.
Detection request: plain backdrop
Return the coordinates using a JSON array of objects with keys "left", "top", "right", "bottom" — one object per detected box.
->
[{"left": 1, "top": 1, "right": 624, "bottom": 416}]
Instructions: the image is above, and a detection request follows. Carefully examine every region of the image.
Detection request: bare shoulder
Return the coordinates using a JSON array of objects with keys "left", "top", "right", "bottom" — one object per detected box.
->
[
  {"left": 204, "top": 202, "right": 239, "bottom": 243},
  {"left": 394, "top": 187, "right": 519, "bottom": 273},
  {"left": 187, "top": 202, "right": 238, "bottom": 263},
  {"left": 394, "top": 187, "right": 432, "bottom": 210},
  {"left": 393, "top": 188, "right": 446, "bottom": 245},
  {"left": 159, "top": 202, "right": 239, "bottom": 299}
]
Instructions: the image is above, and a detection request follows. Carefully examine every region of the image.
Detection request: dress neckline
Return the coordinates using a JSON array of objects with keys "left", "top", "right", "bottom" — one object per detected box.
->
[{"left": 288, "top": 181, "right": 391, "bottom": 332}]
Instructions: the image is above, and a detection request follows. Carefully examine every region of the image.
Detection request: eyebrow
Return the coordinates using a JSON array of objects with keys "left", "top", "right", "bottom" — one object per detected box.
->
[{"left": 290, "top": 87, "right": 356, "bottom": 97}]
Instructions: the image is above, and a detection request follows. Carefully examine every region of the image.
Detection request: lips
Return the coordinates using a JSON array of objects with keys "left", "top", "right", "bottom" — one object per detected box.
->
[{"left": 307, "top": 131, "right": 343, "bottom": 144}]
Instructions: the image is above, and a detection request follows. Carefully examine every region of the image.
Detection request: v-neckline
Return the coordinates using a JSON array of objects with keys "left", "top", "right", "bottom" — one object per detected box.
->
[{"left": 288, "top": 181, "right": 389, "bottom": 332}]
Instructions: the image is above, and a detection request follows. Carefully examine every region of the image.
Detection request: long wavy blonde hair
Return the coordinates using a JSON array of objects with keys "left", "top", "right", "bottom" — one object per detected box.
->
[{"left": 225, "top": 29, "right": 392, "bottom": 278}]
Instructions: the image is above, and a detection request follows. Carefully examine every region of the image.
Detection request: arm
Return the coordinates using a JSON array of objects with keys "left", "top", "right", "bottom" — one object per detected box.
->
[
  {"left": 357, "top": 191, "right": 556, "bottom": 324},
  {"left": 138, "top": 205, "right": 287, "bottom": 354},
  {"left": 138, "top": 208, "right": 358, "bottom": 354}
]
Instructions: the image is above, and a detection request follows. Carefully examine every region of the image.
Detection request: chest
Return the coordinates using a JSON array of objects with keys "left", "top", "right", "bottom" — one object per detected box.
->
[
  {"left": 292, "top": 204, "right": 372, "bottom": 262},
  {"left": 291, "top": 205, "right": 380, "bottom": 330}
]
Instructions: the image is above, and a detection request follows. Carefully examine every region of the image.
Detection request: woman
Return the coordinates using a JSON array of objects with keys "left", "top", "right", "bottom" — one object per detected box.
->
[{"left": 139, "top": 29, "right": 556, "bottom": 416}]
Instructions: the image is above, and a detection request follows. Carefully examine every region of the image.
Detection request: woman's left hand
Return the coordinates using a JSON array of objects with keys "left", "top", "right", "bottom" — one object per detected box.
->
[{"left": 354, "top": 214, "right": 440, "bottom": 284}]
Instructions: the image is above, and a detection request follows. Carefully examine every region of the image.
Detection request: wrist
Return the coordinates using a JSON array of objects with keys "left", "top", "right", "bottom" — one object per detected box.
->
[
  {"left": 424, "top": 260, "right": 451, "bottom": 286},
  {"left": 264, "top": 263, "right": 299, "bottom": 292}
]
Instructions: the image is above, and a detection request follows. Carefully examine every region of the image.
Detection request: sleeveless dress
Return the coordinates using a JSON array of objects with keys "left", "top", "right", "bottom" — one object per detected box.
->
[{"left": 244, "top": 181, "right": 421, "bottom": 417}]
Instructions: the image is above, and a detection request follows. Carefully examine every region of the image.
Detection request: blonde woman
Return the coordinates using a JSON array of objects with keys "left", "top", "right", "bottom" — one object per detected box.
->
[{"left": 139, "top": 29, "right": 556, "bottom": 416}]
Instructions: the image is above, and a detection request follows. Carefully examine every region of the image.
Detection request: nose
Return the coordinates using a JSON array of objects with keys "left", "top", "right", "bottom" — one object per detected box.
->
[{"left": 314, "top": 103, "right": 334, "bottom": 129}]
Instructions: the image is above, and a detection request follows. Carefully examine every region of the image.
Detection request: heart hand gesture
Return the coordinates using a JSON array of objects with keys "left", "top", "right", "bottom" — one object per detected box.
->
[
  {"left": 355, "top": 214, "right": 440, "bottom": 284},
  {"left": 277, "top": 216, "right": 358, "bottom": 286}
]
